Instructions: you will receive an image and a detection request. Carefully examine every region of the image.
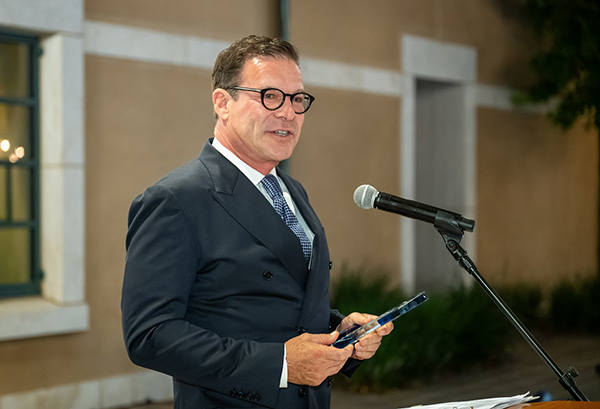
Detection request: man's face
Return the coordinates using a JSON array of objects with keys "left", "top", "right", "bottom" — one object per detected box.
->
[{"left": 220, "top": 57, "right": 306, "bottom": 174}]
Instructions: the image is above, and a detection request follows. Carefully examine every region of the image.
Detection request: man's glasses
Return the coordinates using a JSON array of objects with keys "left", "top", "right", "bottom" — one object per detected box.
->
[{"left": 231, "top": 87, "right": 315, "bottom": 114}]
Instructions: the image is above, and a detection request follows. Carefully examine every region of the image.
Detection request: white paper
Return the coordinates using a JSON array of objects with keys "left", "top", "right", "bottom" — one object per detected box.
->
[{"left": 398, "top": 392, "right": 538, "bottom": 409}]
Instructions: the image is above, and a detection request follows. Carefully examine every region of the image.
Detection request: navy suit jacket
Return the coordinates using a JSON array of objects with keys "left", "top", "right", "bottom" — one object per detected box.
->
[{"left": 122, "top": 139, "right": 349, "bottom": 408}]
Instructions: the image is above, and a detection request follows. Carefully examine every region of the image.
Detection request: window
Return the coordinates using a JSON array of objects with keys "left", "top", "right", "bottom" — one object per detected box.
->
[
  {"left": 0, "top": 31, "right": 42, "bottom": 298},
  {"left": 0, "top": 2, "right": 88, "bottom": 343}
]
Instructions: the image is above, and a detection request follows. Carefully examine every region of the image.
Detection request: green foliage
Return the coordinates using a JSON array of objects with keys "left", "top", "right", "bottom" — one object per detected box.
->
[
  {"left": 550, "top": 281, "right": 581, "bottom": 331},
  {"left": 496, "top": 283, "right": 543, "bottom": 328},
  {"left": 332, "top": 264, "right": 600, "bottom": 392},
  {"left": 516, "top": 0, "right": 600, "bottom": 130},
  {"left": 550, "top": 274, "right": 600, "bottom": 333},
  {"left": 332, "top": 265, "right": 600, "bottom": 391},
  {"left": 330, "top": 266, "right": 542, "bottom": 391}
]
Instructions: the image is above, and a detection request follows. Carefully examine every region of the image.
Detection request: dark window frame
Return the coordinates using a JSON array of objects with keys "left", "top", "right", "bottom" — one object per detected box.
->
[{"left": 0, "top": 31, "right": 42, "bottom": 298}]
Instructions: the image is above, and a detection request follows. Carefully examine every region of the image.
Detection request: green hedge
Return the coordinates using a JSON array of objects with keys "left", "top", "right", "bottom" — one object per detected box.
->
[
  {"left": 331, "top": 265, "right": 544, "bottom": 391},
  {"left": 550, "top": 275, "right": 600, "bottom": 334}
]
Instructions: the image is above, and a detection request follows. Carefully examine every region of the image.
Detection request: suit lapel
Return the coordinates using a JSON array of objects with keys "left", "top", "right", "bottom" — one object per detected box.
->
[
  {"left": 278, "top": 170, "right": 333, "bottom": 328},
  {"left": 200, "top": 140, "right": 309, "bottom": 289}
]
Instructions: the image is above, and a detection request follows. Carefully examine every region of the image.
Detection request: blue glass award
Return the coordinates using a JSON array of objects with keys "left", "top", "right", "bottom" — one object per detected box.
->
[{"left": 332, "top": 292, "right": 428, "bottom": 349}]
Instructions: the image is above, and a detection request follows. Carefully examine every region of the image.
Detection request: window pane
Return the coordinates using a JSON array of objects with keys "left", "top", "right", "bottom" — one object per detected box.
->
[
  {"left": 0, "top": 228, "right": 31, "bottom": 284},
  {"left": 0, "top": 104, "right": 30, "bottom": 162},
  {"left": 0, "top": 166, "right": 6, "bottom": 220},
  {"left": 11, "top": 167, "right": 30, "bottom": 221},
  {"left": 0, "top": 41, "right": 29, "bottom": 98}
]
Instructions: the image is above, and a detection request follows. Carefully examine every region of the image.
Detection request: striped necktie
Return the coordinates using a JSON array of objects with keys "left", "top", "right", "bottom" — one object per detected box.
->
[{"left": 261, "top": 174, "right": 312, "bottom": 263}]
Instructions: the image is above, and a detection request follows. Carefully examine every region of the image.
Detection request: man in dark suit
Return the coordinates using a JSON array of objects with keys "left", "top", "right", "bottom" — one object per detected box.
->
[{"left": 122, "top": 35, "right": 392, "bottom": 409}]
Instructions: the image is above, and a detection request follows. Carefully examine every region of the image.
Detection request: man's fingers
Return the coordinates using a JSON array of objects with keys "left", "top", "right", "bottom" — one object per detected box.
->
[
  {"left": 286, "top": 332, "right": 353, "bottom": 386},
  {"left": 302, "top": 331, "right": 339, "bottom": 345},
  {"left": 376, "top": 321, "right": 394, "bottom": 336},
  {"left": 339, "top": 313, "right": 376, "bottom": 330}
]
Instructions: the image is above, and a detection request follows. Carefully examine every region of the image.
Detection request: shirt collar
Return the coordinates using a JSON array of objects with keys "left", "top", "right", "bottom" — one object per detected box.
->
[{"left": 212, "top": 137, "right": 277, "bottom": 187}]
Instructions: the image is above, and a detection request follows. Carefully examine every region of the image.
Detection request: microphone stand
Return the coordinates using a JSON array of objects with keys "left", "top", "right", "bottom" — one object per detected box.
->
[{"left": 433, "top": 211, "right": 589, "bottom": 401}]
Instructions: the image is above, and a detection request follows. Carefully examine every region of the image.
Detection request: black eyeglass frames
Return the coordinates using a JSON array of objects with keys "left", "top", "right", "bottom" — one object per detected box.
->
[{"left": 231, "top": 86, "right": 315, "bottom": 114}]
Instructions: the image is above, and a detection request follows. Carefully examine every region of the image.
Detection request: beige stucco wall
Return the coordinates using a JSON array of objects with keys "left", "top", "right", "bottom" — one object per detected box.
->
[
  {"left": 477, "top": 107, "right": 598, "bottom": 287},
  {"left": 86, "top": 0, "right": 537, "bottom": 88},
  {"left": 85, "top": 0, "right": 279, "bottom": 40},
  {"left": 291, "top": 0, "right": 536, "bottom": 87},
  {"left": 291, "top": 89, "right": 401, "bottom": 284}
]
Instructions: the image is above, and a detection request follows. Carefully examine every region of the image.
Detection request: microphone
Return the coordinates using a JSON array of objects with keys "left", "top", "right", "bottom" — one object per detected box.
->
[{"left": 354, "top": 184, "right": 475, "bottom": 232}]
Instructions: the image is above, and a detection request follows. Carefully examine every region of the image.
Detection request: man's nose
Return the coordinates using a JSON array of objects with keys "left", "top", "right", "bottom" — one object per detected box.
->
[{"left": 276, "top": 96, "right": 297, "bottom": 119}]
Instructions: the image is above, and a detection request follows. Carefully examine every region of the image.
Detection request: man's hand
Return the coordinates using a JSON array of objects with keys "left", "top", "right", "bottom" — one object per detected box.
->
[
  {"left": 285, "top": 332, "right": 353, "bottom": 386},
  {"left": 338, "top": 312, "right": 394, "bottom": 360}
]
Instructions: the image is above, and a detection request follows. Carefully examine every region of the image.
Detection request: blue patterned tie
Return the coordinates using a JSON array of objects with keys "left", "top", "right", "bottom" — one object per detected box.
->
[{"left": 261, "top": 174, "right": 312, "bottom": 263}]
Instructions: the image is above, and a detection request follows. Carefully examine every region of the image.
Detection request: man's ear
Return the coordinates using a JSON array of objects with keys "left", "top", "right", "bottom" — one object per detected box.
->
[{"left": 213, "top": 88, "right": 230, "bottom": 120}]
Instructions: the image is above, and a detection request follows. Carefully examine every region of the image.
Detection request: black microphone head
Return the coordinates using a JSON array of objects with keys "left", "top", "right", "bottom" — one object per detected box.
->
[{"left": 354, "top": 184, "right": 379, "bottom": 209}]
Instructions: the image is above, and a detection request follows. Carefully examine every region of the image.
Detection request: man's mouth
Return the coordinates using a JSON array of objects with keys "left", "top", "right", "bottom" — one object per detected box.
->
[{"left": 274, "top": 130, "right": 289, "bottom": 136}]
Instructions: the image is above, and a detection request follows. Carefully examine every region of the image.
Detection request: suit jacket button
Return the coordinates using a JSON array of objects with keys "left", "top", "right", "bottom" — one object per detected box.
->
[
  {"left": 298, "top": 326, "right": 306, "bottom": 334},
  {"left": 298, "top": 387, "right": 307, "bottom": 397},
  {"left": 327, "top": 378, "right": 333, "bottom": 388},
  {"left": 263, "top": 271, "right": 273, "bottom": 280},
  {"left": 329, "top": 261, "right": 333, "bottom": 270}
]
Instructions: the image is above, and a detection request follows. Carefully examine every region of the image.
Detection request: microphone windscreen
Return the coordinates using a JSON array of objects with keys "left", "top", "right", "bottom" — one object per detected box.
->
[{"left": 353, "top": 184, "right": 378, "bottom": 209}]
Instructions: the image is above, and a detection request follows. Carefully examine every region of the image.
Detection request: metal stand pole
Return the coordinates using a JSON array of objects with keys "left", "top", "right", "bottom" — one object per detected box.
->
[{"left": 433, "top": 211, "right": 589, "bottom": 401}]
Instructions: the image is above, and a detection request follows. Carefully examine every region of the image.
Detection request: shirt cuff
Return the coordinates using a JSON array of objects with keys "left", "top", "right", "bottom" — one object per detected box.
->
[{"left": 279, "top": 345, "right": 288, "bottom": 388}]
